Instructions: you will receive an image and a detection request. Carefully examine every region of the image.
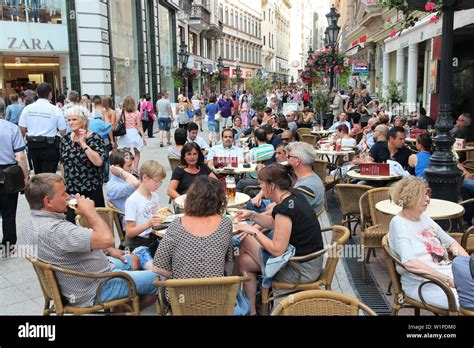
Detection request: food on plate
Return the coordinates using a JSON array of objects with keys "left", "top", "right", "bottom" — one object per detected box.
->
[{"left": 156, "top": 207, "right": 173, "bottom": 216}]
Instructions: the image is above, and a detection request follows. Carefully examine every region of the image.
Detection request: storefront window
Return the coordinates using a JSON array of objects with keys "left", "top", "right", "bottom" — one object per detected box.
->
[
  {"left": 109, "top": 0, "right": 140, "bottom": 104},
  {"left": 159, "top": 4, "right": 175, "bottom": 102},
  {"left": 0, "top": 0, "right": 66, "bottom": 24}
]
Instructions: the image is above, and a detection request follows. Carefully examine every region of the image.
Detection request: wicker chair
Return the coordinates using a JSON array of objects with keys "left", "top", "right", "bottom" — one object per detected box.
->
[
  {"left": 335, "top": 184, "right": 372, "bottom": 234},
  {"left": 260, "top": 225, "right": 350, "bottom": 315},
  {"left": 168, "top": 157, "right": 181, "bottom": 172},
  {"left": 460, "top": 306, "right": 474, "bottom": 316},
  {"left": 301, "top": 134, "right": 318, "bottom": 146},
  {"left": 296, "top": 128, "right": 311, "bottom": 138},
  {"left": 26, "top": 255, "right": 140, "bottom": 316},
  {"left": 155, "top": 273, "right": 250, "bottom": 315},
  {"left": 271, "top": 289, "right": 377, "bottom": 316},
  {"left": 106, "top": 202, "right": 126, "bottom": 247},
  {"left": 448, "top": 199, "right": 474, "bottom": 254},
  {"left": 381, "top": 236, "right": 459, "bottom": 316},
  {"left": 313, "top": 159, "right": 340, "bottom": 208},
  {"left": 75, "top": 207, "right": 119, "bottom": 241}
]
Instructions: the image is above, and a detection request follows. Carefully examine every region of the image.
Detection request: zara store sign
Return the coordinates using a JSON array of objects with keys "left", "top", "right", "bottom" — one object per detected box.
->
[
  {"left": 0, "top": 22, "right": 68, "bottom": 53},
  {"left": 7, "top": 37, "right": 54, "bottom": 51}
]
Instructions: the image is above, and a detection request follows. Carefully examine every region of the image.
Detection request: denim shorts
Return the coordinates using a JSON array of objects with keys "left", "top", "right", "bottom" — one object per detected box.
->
[
  {"left": 158, "top": 117, "right": 171, "bottom": 131},
  {"left": 208, "top": 120, "right": 219, "bottom": 133},
  {"left": 132, "top": 246, "right": 154, "bottom": 269}
]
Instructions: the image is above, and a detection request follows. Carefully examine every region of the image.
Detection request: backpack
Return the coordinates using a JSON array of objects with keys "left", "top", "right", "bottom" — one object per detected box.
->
[{"left": 141, "top": 102, "right": 149, "bottom": 122}]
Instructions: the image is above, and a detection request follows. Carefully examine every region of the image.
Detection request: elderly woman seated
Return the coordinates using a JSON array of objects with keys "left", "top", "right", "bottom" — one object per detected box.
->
[
  {"left": 235, "top": 164, "right": 324, "bottom": 315},
  {"left": 388, "top": 177, "right": 468, "bottom": 310}
]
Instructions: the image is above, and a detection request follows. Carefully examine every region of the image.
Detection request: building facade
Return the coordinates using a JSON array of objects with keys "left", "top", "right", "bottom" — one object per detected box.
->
[
  {"left": 216, "top": 0, "right": 262, "bottom": 91},
  {"left": 261, "top": 0, "right": 291, "bottom": 85},
  {"left": 0, "top": 0, "right": 179, "bottom": 105},
  {"left": 176, "top": 0, "right": 223, "bottom": 96}
]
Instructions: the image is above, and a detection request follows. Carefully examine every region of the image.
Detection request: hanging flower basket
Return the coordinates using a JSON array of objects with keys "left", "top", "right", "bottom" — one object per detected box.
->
[
  {"left": 308, "top": 49, "right": 351, "bottom": 75},
  {"left": 211, "top": 71, "right": 228, "bottom": 82}
]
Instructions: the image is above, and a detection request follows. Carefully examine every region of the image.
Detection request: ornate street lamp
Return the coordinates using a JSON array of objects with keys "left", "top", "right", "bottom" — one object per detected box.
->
[
  {"left": 419, "top": 0, "right": 469, "bottom": 201},
  {"left": 217, "top": 56, "right": 224, "bottom": 94},
  {"left": 178, "top": 41, "right": 189, "bottom": 97},
  {"left": 325, "top": 5, "right": 340, "bottom": 91},
  {"left": 272, "top": 72, "right": 277, "bottom": 84},
  {"left": 291, "top": 75, "right": 294, "bottom": 85},
  {"left": 235, "top": 63, "right": 242, "bottom": 92}
]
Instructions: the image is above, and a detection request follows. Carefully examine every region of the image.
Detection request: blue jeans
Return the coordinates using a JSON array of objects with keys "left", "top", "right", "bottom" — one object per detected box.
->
[
  {"left": 95, "top": 255, "right": 157, "bottom": 304},
  {"left": 452, "top": 256, "right": 474, "bottom": 310}
]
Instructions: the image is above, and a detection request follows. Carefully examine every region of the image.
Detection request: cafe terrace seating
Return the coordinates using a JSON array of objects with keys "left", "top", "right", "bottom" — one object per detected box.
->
[
  {"left": 335, "top": 183, "right": 372, "bottom": 235},
  {"left": 271, "top": 290, "right": 376, "bottom": 316},
  {"left": 26, "top": 255, "right": 140, "bottom": 316},
  {"left": 358, "top": 188, "right": 391, "bottom": 280},
  {"left": 76, "top": 207, "right": 125, "bottom": 248},
  {"left": 155, "top": 273, "right": 250, "bottom": 315},
  {"left": 260, "top": 225, "right": 350, "bottom": 315},
  {"left": 382, "top": 236, "right": 459, "bottom": 316}
]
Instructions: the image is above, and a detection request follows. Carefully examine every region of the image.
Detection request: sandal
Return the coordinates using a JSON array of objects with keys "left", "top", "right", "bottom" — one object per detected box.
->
[
  {"left": 160, "top": 142, "right": 164, "bottom": 147},
  {"left": 167, "top": 142, "right": 172, "bottom": 145}
]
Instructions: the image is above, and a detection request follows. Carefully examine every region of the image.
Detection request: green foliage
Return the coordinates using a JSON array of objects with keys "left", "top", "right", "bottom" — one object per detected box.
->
[
  {"left": 386, "top": 80, "right": 406, "bottom": 103},
  {"left": 337, "top": 73, "right": 350, "bottom": 91},
  {"left": 378, "top": 0, "right": 442, "bottom": 35},
  {"left": 246, "top": 77, "right": 275, "bottom": 112},
  {"left": 311, "top": 86, "right": 331, "bottom": 124}
]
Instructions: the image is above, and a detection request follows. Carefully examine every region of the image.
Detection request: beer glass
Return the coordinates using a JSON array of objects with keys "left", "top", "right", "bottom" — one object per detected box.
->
[{"left": 226, "top": 176, "right": 236, "bottom": 202}]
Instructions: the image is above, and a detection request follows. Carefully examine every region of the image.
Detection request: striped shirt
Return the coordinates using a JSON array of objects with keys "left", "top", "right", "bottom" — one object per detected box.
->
[
  {"left": 249, "top": 144, "right": 274, "bottom": 179},
  {"left": 18, "top": 210, "right": 113, "bottom": 307}
]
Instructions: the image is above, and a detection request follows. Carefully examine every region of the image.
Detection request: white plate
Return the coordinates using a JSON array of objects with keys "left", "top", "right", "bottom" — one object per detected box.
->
[{"left": 162, "top": 213, "right": 183, "bottom": 223}]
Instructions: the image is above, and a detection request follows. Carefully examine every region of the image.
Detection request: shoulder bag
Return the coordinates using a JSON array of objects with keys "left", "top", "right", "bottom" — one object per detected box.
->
[
  {"left": 0, "top": 165, "right": 25, "bottom": 194},
  {"left": 113, "top": 110, "right": 126, "bottom": 137}
]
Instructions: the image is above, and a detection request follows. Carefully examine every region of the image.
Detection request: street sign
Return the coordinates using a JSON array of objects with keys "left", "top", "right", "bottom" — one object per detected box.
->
[{"left": 352, "top": 61, "right": 369, "bottom": 73}]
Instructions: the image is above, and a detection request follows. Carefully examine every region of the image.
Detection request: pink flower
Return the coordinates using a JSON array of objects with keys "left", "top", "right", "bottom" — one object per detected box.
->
[
  {"left": 390, "top": 30, "right": 398, "bottom": 38},
  {"left": 425, "top": 1, "right": 436, "bottom": 11},
  {"left": 430, "top": 15, "right": 440, "bottom": 24},
  {"left": 387, "top": 17, "right": 392, "bottom": 23},
  {"left": 420, "top": 229, "right": 434, "bottom": 238}
]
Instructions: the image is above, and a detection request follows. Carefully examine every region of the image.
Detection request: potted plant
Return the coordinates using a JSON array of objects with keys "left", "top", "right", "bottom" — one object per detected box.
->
[{"left": 311, "top": 86, "right": 331, "bottom": 126}]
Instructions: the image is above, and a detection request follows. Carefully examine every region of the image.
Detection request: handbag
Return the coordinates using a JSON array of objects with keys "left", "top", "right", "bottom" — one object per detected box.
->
[
  {"left": 113, "top": 110, "right": 126, "bottom": 137},
  {"left": 0, "top": 165, "right": 25, "bottom": 194},
  {"left": 215, "top": 111, "right": 222, "bottom": 122},
  {"left": 234, "top": 288, "right": 250, "bottom": 316}
]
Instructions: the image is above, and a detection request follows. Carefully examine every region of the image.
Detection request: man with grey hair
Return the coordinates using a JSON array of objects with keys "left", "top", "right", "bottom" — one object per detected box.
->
[
  {"left": 18, "top": 173, "right": 157, "bottom": 307},
  {"left": 0, "top": 97, "right": 29, "bottom": 255},
  {"left": 453, "top": 113, "right": 474, "bottom": 142},
  {"left": 287, "top": 142, "right": 325, "bottom": 213}
]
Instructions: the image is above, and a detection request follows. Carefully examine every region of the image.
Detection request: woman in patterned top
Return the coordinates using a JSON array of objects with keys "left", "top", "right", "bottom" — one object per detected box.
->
[
  {"left": 388, "top": 177, "right": 468, "bottom": 310},
  {"left": 153, "top": 176, "right": 233, "bottom": 280},
  {"left": 60, "top": 106, "right": 106, "bottom": 222},
  {"left": 117, "top": 96, "right": 147, "bottom": 174}
]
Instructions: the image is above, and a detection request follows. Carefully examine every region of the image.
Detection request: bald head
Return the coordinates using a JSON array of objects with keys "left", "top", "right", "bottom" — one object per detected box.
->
[{"left": 374, "top": 124, "right": 389, "bottom": 141}]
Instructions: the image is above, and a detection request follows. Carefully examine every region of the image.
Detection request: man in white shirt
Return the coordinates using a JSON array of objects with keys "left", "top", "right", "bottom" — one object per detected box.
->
[
  {"left": 18, "top": 82, "right": 67, "bottom": 174},
  {"left": 207, "top": 128, "right": 243, "bottom": 169},
  {"left": 186, "top": 122, "right": 209, "bottom": 155},
  {"left": 329, "top": 112, "right": 351, "bottom": 132}
]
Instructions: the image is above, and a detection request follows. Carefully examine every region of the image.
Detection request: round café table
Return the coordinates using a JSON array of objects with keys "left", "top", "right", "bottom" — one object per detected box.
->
[
  {"left": 453, "top": 146, "right": 474, "bottom": 153},
  {"left": 346, "top": 169, "right": 403, "bottom": 182},
  {"left": 174, "top": 192, "right": 251, "bottom": 210},
  {"left": 375, "top": 199, "right": 464, "bottom": 220}
]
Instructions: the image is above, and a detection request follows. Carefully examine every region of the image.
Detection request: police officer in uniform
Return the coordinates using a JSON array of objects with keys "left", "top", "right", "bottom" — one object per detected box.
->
[
  {"left": 0, "top": 98, "right": 29, "bottom": 253},
  {"left": 18, "top": 82, "right": 67, "bottom": 174}
]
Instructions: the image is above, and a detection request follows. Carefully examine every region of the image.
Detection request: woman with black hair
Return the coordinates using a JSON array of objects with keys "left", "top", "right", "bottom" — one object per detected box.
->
[
  {"left": 167, "top": 142, "right": 218, "bottom": 199},
  {"left": 235, "top": 163, "right": 324, "bottom": 315},
  {"left": 408, "top": 133, "right": 432, "bottom": 178}
]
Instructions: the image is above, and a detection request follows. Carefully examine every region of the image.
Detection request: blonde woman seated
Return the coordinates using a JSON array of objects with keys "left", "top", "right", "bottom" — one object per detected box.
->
[
  {"left": 388, "top": 177, "right": 468, "bottom": 310},
  {"left": 235, "top": 164, "right": 324, "bottom": 315}
]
